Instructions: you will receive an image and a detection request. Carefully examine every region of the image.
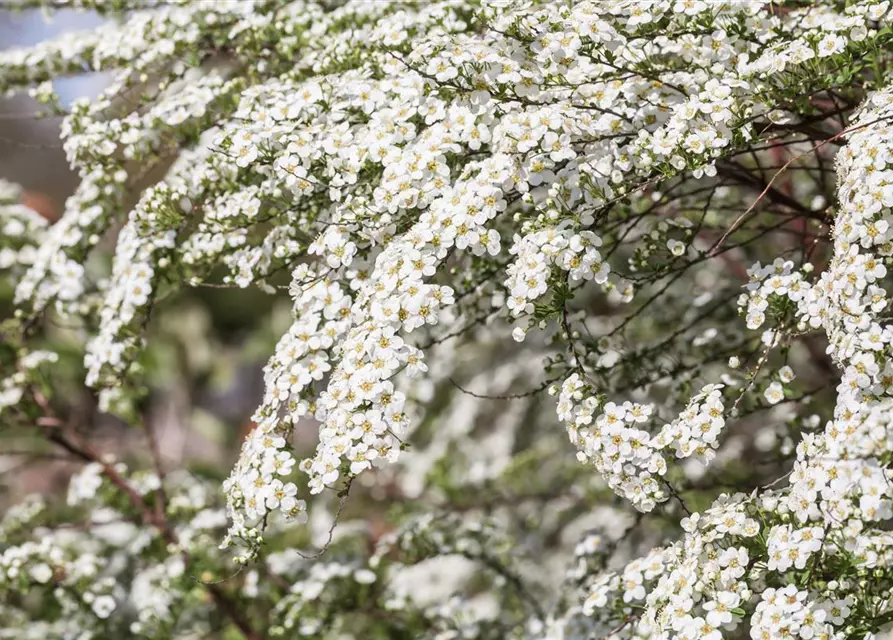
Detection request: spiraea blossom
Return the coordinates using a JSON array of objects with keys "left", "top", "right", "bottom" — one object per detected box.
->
[{"left": 3, "top": 0, "right": 893, "bottom": 638}]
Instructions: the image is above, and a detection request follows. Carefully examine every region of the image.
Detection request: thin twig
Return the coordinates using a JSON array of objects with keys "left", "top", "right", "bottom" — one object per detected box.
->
[
  {"left": 294, "top": 477, "right": 354, "bottom": 560},
  {"left": 448, "top": 376, "right": 558, "bottom": 400},
  {"left": 708, "top": 114, "right": 893, "bottom": 257}
]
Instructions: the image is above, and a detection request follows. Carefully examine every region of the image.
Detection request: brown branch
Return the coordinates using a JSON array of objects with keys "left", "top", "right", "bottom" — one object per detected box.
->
[
  {"left": 143, "top": 411, "right": 169, "bottom": 526},
  {"left": 448, "top": 375, "right": 557, "bottom": 400},
  {"left": 33, "top": 390, "right": 263, "bottom": 640},
  {"left": 708, "top": 114, "right": 893, "bottom": 257}
]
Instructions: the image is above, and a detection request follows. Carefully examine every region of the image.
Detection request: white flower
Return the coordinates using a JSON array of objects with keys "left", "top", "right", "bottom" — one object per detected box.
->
[
  {"left": 667, "top": 239, "right": 686, "bottom": 256},
  {"left": 764, "top": 382, "right": 784, "bottom": 405},
  {"left": 91, "top": 595, "right": 116, "bottom": 619},
  {"left": 29, "top": 563, "right": 53, "bottom": 584}
]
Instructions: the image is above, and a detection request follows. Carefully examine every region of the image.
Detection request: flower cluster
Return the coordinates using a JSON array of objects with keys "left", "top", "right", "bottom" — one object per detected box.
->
[
  {"left": 506, "top": 226, "right": 609, "bottom": 321},
  {"left": 766, "top": 524, "right": 825, "bottom": 573},
  {"left": 557, "top": 375, "right": 725, "bottom": 511},
  {"left": 0, "top": 180, "right": 46, "bottom": 280},
  {"left": 750, "top": 586, "right": 840, "bottom": 640},
  {"left": 0, "top": 349, "right": 58, "bottom": 417},
  {"left": 0, "top": 458, "right": 238, "bottom": 638}
]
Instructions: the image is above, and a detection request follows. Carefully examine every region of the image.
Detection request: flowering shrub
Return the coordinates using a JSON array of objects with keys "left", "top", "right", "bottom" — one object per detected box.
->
[{"left": 3, "top": 0, "right": 893, "bottom": 637}]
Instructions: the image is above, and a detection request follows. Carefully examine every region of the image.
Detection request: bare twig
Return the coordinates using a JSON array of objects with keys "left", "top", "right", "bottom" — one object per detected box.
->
[
  {"left": 708, "top": 114, "right": 893, "bottom": 257},
  {"left": 448, "top": 375, "right": 558, "bottom": 400}
]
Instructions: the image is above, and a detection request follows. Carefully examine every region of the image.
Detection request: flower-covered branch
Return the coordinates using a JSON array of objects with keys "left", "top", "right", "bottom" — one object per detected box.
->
[{"left": 3, "top": 0, "right": 893, "bottom": 638}]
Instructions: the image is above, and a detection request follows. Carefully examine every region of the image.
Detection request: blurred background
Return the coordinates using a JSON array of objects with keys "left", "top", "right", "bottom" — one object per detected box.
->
[{"left": 0, "top": 8, "right": 105, "bottom": 213}]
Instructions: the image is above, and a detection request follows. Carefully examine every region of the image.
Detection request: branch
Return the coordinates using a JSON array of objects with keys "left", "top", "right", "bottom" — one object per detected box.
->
[
  {"left": 448, "top": 376, "right": 557, "bottom": 400},
  {"left": 33, "top": 390, "right": 263, "bottom": 640},
  {"left": 709, "top": 114, "right": 893, "bottom": 257}
]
